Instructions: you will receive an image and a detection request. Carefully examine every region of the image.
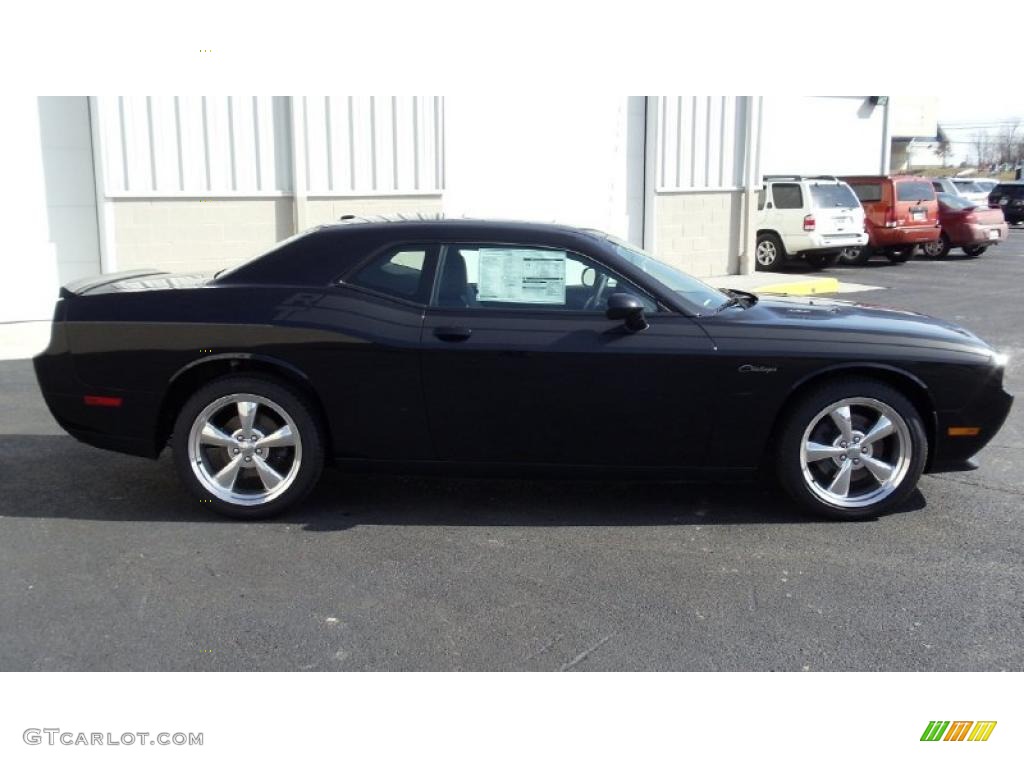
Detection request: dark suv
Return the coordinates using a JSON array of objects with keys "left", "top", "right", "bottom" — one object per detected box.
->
[{"left": 988, "top": 182, "right": 1024, "bottom": 224}]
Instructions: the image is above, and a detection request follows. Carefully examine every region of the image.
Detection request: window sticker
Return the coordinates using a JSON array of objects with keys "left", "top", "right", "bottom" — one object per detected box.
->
[{"left": 477, "top": 249, "right": 566, "bottom": 304}]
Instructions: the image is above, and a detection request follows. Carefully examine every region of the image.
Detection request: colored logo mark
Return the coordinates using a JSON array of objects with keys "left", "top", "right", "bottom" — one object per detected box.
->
[{"left": 920, "top": 721, "right": 997, "bottom": 742}]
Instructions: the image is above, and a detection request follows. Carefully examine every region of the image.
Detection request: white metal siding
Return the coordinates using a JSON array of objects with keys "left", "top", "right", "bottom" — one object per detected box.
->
[
  {"left": 301, "top": 96, "right": 444, "bottom": 196},
  {"left": 96, "top": 96, "right": 293, "bottom": 196},
  {"left": 654, "top": 96, "right": 745, "bottom": 191},
  {"left": 95, "top": 96, "right": 444, "bottom": 197}
]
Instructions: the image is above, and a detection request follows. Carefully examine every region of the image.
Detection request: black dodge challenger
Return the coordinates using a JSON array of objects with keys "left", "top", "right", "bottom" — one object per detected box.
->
[{"left": 34, "top": 218, "right": 1012, "bottom": 520}]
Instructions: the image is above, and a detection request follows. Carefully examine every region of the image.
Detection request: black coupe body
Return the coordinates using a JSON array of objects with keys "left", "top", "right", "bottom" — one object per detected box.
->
[{"left": 34, "top": 219, "right": 1012, "bottom": 519}]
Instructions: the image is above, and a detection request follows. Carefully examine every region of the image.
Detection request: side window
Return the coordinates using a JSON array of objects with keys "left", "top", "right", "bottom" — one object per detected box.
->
[
  {"left": 932, "top": 181, "right": 943, "bottom": 193},
  {"left": 433, "top": 244, "right": 657, "bottom": 313},
  {"left": 348, "top": 246, "right": 434, "bottom": 303},
  {"left": 772, "top": 183, "right": 803, "bottom": 209},
  {"left": 757, "top": 186, "right": 766, "bottom": 210}
]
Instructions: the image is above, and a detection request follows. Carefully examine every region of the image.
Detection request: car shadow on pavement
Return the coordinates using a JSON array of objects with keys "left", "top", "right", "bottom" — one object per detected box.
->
[{"left": 0, "top": 434, "right": 926, "bottom": 529}]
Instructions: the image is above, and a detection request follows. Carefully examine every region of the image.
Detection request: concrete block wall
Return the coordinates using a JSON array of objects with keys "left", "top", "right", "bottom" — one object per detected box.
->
[
  {"left": 112, "top": 199, "right": 294, "bottom": 273},
  {"left": 652, "top": 191, "right": 743, "bottom": 277},
  {"left": 111, "top": 195, "right": 441, "bottom": 274}
]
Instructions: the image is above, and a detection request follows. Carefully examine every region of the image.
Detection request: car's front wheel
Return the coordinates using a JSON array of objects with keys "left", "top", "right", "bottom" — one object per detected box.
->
[
  {"left": 776, "top": 378, "right": 927, "bottom": 520},
  {"left": 755, "top": 233, "right": 785, "bottom": 271},
  {"left": 963, "top": 244, "right": 988, "bottom": 257},
  {"left": 172, "top": 375, "right": 325, "bottom": 519}
]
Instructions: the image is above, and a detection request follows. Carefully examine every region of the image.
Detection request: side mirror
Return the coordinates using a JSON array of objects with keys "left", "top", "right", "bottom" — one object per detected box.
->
[{"left": 606, "top": 293, "right": 649, "bottom": 332}]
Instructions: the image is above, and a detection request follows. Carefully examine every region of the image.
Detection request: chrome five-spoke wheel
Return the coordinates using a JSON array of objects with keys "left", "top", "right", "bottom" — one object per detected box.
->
[
  {"left": 187, "top": 393, "right": 303, "bottom": 506},
  {"left": 756, "top": 239, "right": 778, "bottom": 268},
  {"left": 799, "top": 397, "right": 912, "bottom": 509}
]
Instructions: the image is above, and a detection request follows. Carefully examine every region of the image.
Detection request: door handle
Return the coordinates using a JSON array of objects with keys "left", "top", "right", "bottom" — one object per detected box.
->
[{"left": 433, "top": 326, "right": 473, "bottom": 342}]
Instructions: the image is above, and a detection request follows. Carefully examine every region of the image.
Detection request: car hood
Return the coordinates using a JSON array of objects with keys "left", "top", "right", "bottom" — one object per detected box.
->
[{"left": 714, "top": 294, "right": 993, "bottom": 355}]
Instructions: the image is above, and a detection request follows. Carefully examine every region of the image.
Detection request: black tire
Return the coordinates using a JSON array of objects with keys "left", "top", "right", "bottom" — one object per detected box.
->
[
  {"left": 963, "top": 245, "right": 988, "bottom": 257},
  {"left": 838, "top": 246, "right": 871, "bottom": 266},
  {"left": 887, "top": 249, "right": 913, "bottom": 263},
  {"left": 755, "top": 233, "right": 785, "bottom": 272},
  {"left": 775, "top": 377, "right": 928, "bottom": 521},
  {"left": 806, "top": 252, "right": 840, "bottom": 269},
  {"left": 922, "top": 234, "right": 950, "bottom": 259},
  {"left": 172, "top": 375, "right": 325, "bottom": 519}
]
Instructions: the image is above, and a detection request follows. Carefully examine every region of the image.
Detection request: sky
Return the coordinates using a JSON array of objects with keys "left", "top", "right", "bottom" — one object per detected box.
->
[
  {"left": 934, "top": 96, "right": 1024, "bottom": 164},
  {"left": 938, "top": 96, "right": 1024, "bottom": 124}
]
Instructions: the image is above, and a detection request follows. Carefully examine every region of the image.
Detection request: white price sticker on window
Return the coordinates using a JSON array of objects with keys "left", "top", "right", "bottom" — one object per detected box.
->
[{"left": 477, "top": 249, "right": 566, "bottom": 304}]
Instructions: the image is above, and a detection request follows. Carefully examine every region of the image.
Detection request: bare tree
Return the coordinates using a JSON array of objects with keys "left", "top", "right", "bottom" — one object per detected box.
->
[
  {"left": 994, "top": 123, "right": 1020, "bottom": 166},
  {"left": 972, "top": 132, "right": 991, "bottom": 168},
  {"left": 937, "top": 137, "right": 953, "bottom": 167}
]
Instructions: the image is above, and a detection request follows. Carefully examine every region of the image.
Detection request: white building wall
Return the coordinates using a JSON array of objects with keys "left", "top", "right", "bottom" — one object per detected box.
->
[
  {"left": 0, "top": 98, "right": 60, "bottom": 322},
  {"left": 38, "top": 97, "right": 102, "bottom": 286},
  {"left": 648, "top": 96, "right": 755, "bottom": 275},
  {"left": 6, "top": 95, "right": 894, "bottom": 321},
  {"left": 442, "top": 94, "right": 643, "bottom": 241},
  {"left": 759, "top": 96, "right": 887, "bottom": 176}
]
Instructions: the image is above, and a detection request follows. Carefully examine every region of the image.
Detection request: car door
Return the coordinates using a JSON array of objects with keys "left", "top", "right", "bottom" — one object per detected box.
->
[
  {"left": 281, "top": 243, "right": 439, "bottom": 461},
  {"left": 418, "top": 242, "right": 717, "bottom": 467}
]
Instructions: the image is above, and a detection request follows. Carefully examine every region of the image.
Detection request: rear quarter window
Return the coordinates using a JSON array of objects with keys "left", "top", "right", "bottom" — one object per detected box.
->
[
  {"left": 896, "top": 181, "right": 936, "bottom": 202},
  {"left": 771, "top": 183, "right": 803, "bottom": 209}
]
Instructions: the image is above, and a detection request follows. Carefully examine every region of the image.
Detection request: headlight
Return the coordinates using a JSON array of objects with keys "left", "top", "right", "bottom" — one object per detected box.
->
[{"left": 992, "top": 351, "right": 1010, "bottom": 368}]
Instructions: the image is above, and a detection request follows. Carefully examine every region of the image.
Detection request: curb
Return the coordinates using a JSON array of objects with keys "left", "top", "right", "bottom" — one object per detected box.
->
[{"left": 752, "top": 277, "right": 840, "bottom": 296}]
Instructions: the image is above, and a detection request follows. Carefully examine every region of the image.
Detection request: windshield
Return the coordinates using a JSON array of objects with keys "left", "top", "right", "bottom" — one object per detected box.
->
[
  {"left": 601, "top": 236, "right": 729, "bottom": 312},
  {"left": 951, "top": 180, "right": 982, "bottom": 194},
  {"left": 810, "top": 182, "right": 859, "bottom": 208}
]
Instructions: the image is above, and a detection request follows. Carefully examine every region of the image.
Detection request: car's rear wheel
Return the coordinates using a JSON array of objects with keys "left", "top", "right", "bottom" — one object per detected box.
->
[
  {"left": 922, "top": 234, "right": 950, "bottom": 258},
  {"left": 776, "top": 378, "right": 927, "bottom": 520},
  {"left": 172, "top": 376, "right": 324, "bottom": 519},
  {"left": 963, "top": 244, "right": 988, "bottom": 257},
  {"left": 838, "top": 246, "right": 871, "bottom": 266},
  {"left": 755, "top": 233, "right": 785, "bottom": 271}
]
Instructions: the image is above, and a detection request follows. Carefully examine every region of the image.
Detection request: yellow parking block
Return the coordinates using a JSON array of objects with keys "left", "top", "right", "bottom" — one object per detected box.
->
[{"left": 754, "top": 277, "right": 840, "bottom": 296}]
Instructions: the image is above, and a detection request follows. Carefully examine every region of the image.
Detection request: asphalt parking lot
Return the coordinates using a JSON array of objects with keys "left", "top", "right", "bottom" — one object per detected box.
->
[{"left": 2, "top": 228, "right": 1023, "bottom": 672}]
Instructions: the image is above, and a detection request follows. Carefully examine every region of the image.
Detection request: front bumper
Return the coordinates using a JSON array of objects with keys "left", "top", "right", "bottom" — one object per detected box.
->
[{"left": 928, "top": 384, "right": 1014, "bottom": 473}]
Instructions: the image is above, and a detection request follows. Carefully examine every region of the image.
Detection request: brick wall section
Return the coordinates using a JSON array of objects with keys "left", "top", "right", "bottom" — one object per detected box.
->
[
  {"left": 652, "top": 191, "right": 743, "bottom": 277},
  {"left": 112, "top": 195, "right": 442, "bottom": 273}
]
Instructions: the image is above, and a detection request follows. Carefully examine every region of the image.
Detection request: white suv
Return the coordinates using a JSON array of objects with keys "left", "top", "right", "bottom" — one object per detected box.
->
[{"left": 755, "top": 175, "right": 868, "bottom": 271}]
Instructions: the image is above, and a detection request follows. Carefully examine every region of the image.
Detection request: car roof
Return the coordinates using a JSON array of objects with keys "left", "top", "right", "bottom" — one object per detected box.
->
[
  {"left": 322, "top": 215, "right": 599, "bottom": 237},
  {"left": 842, "top": 175, "right": 931, "bottom": 182}
]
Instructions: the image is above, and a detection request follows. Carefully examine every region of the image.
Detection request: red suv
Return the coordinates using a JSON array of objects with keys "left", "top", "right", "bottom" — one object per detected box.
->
[{"left": 838, "top": 175, "right": 941, "bottom": 265}]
